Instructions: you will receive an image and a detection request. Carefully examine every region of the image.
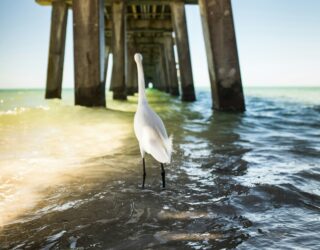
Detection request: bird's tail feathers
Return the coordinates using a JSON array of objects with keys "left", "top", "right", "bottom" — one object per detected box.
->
[
  {"left": 165, "top": 134, "right": 174, "bottom": 163},
  {"left": 157, "top": 134, "right": 173, "bottom": 164},
  {"left": 169, "top": 134, "right": 174, "bottom": 163},
  {"left": 167, "top": 134, "right": 174, "bottom": 154}
]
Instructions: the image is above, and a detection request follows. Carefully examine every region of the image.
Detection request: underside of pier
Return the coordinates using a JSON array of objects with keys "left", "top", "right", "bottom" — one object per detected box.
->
[{"left": 36, "top": 0, "right": 245, "bottom": 111}]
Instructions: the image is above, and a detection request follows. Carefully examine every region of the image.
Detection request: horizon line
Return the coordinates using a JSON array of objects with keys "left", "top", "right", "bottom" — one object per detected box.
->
[{"left": 1, "top": 85, "right": 320, "bottom": 91}]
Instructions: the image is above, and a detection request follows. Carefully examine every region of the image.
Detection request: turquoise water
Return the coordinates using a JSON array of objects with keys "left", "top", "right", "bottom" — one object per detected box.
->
[
  {"left": 0, "top": 87, "right": 319, "bottom": 249},
  {"left": 245, "top": 87, "right": 320, "bottom": 105}
]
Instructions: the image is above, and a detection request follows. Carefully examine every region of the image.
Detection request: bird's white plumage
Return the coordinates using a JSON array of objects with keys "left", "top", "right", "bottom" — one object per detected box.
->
[{"left": 134, "top": 53, "right": 172, "bottom": 163}]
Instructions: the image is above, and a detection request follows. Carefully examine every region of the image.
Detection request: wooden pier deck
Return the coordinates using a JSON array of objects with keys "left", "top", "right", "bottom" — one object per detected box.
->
[{"left": 36, "top": 0, "right": 245, "bottom": 111}]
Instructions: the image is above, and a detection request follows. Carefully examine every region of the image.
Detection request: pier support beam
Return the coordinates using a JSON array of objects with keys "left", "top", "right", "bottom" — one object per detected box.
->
[
  {"left": 199, "top": 0, "right": 245, "bottom": 111},
  {"left": 150, "top": 64, "right": 157, "bottom": 89},
  {"left": 150, "top": 64, "right": 159, "bottom": 89},
  {"left": 103, "top": 46, "right": 110, "bottom": 87},
  {"left": 126, "top": 38, "right": 137, "bottom": 95},
  {"left": 163, "top": 34, "right": 179, "bottom": 96},
  {"left": 156, "top": 62, "right": 165, "bottom": 91},
  {"left": 133, "top": 61, "right": 138, "bottom": 93},
  {"left": 160, "top": 47, "right": 170, "bottom": 93},
  {"left": 111, "top": 0, "right": 127, "bottom": 100},
  {"left": 73, "top": 0, "right": 106, "bottom": 107},
  {"left": 45, "top": 0, "right": 68, "bottom": 99},
  {"left": 171, "top": 1, "right": 196, "bottom": 101}
]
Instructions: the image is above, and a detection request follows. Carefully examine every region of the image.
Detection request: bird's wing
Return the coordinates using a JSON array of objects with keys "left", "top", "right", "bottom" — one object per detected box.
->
[
  {"left": 134, "top": 104, "right": 172, "bottom": 163},
  {"left": 141, "top": 125, "right": 171, "bottom": 163},
  {"left": 146, "top": 107, "right": 168, "bottom": 139},
  {"left": 143, "top": 106, "right": 172, "bottom": 162}
]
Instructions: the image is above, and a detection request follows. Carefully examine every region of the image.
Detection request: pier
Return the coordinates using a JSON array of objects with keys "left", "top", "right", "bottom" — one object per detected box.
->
[{"left": 37, "top": 0, "right": 245, "bottom": 111}]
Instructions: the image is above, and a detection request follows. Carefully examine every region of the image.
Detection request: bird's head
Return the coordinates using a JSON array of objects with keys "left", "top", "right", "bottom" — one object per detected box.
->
[{"left": 134, "top": 53, "right": 143, "bottom": 64}]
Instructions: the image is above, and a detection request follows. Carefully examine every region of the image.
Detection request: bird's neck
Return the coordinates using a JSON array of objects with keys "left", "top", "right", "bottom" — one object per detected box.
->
[{"left": 136, "top": 61, "right": 147, "bottom": 105}]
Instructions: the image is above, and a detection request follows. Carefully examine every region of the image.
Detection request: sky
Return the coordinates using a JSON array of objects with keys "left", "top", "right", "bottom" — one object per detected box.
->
[{"left": 0, "top": 0, "right": 320, "bottom": 89}]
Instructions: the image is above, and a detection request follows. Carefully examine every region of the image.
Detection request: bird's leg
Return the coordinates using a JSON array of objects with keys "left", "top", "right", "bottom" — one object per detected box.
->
[
  {"left": 161, "top": 163, "right": 165, "bottom": 188},
  {"left": 142, "top": 158, "right": 146, "bottom": 189}
]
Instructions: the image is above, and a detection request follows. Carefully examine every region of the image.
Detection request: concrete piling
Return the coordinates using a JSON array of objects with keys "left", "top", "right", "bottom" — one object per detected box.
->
[
  {"left": 110, "top": 0, "right": 127, "bottom": 100},
  {"left": 163, "top": 34, "right": 179, "bottom": 96},
  {"left": 160, "top": 46, "right": 171, "bottom": 93},
  {"left": 199, "top": 0, "right": 245, "bottom": 111},
  {"left": 103, "top": 46, "right": 110, "bottom": 89},
  {"left": 171, "top": 1, "right": 196, "bottom": 102},
  {"left": 126, "top": 38, "right": 137, "bottom": 96},
  {"left": 45, "top": 0, "right": 68, "bottom": 99},
  {"left": 38, "top": 0, "right": 245, "bottom": 111},
  {"left": 73, "top": 0, "right": 106, "bottom": 107}
]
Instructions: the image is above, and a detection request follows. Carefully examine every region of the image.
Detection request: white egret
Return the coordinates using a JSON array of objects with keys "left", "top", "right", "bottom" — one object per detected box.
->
[{"left": 133, "top": 53, "right": 172, "bottom": 188}]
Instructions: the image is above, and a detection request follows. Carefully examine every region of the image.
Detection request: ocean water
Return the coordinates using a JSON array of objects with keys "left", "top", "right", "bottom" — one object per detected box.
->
[{"left": 0, "top": 87, "right": 319, "bottom": 249}]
